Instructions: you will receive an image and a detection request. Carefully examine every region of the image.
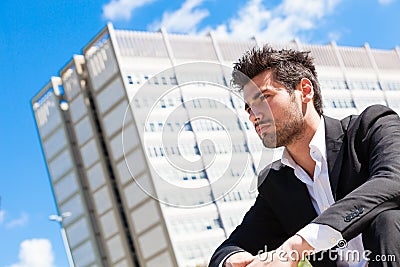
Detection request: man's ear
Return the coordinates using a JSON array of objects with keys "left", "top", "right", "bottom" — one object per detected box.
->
[{"left": 298, "top": 78, "right": 314, "bottom": 103}]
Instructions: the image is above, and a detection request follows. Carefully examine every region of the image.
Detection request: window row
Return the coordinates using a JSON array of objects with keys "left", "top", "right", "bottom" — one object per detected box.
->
[
  {"left": 323, "top": 99, "right": 356, "bottom": 109},
  {"left": 182, "top": 97, "right": 234, "bottom": 110},
  {"left": 158, "top": 169, "right": 207, "bottom": 181},
  {"left": 388, "top": 100, "right": 400, "bottom": 108},
  {"left": 127, "top": 74, "right": 178, "bottom": 86},
  {"left": 153, "top": 164, "right": 255, "bottom": 182},
  {"left": 246, "top": 142, "right": 266, "bottom": 152},
  {"left": 319, "top": 79, "right": 400, "bottom": 92},
  {"left": 132, "top": 97, "right": 181, "bottom": 109},
  {"left": 191, "top": 119, "right": 238, "bottom": 132},
  {"left": 145, "top": 121, "right": 191, "bottom": 132},
  {"left": 199, "top": 143, "right": 250, "bottom": 155},
  {"left": 169, "top": 217, "right": 221, "bottom": 234},
  {"left": 144, "top": 119, "right": 250, "bottom": 132},
  {"left": 348, "top": 81, "right": 381, "bottom": 91},
  {"left": 146, "top": 143, "right": 251, "bottom": 158},
  {"left": 384, "top": 82, "right": 400, "bottom": 91},
  {"left": 221, "top": 189, "right": 257, "bottom": 203},
  {"left": 132, "top": 97, "right": 235, "bottom": 110},
  {"left": 154, "top": 160, "right": 254, "bottom": 185},
  {"left": 354, "top": 99, "right": 386, "bottom": 109},
  {"left": 319, "top": 79, "right": 348, "bottom": 90},
  {"left": 225, "top": 214, "right": 246, "bottom": 228},
  {"left": 177, "top": 242, "right": 218, "bottom": 261},
  {"left": 161, "top": 192, "right": 213, "bottom": 206}
]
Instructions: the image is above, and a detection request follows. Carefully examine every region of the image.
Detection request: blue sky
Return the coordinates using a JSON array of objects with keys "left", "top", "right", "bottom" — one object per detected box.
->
[{"left": 0, "top": 0, "right": 399, "bottom": 266}]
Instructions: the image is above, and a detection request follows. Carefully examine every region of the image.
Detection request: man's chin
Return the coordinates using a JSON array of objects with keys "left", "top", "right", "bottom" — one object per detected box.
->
[{"left": 262, "top": 136, "right": 278, "bottom": 148}]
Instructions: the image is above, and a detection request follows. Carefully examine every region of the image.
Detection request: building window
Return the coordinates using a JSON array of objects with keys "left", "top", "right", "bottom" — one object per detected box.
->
[
  {"left": 194, "top": 145, "right": 200, "bottom": 155},
  {"left": 385, "top": 82, "right": 400, "bottom": 91},
  {"left": 166, "top": 122, "right": 173, "bottom": 131},
  {"left": 153, "top": 76, "right": 159, "bottom": 85},
  {"left": 184, "top": 122, "right": 192, "bottom": 131},
  {"left": 325, "top": 99, "right": 356, "bottom": 109},
  {"left": 170, "top": 76, "right": 178, "bottom": 85},
  {"left": 348, "top": 81, "right": 381, "bottom": 91},
  {"left": 127, "top": 75, "right": 134, "bottom": 84},
  {"left": 320, "top": 79, "right": 348, "bottom": 90},
  {"left": 164, "top": 147, "right": 170, "bottom": 155},
  {"left": 160, "top": 99, "right": 166, "bottom": 108}
]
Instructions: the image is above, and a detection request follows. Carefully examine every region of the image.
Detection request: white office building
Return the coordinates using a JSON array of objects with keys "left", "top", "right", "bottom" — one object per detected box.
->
[{"left": 32, "top": 23, "right": 400, "bottom": 267}]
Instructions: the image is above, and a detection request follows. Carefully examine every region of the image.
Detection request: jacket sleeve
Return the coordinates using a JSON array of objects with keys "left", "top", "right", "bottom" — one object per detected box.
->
[
  {"left": 313, "top": 105, "right": 400, "bottom": 241},
  {"left": 208, "top": 192, "right": 286, "bottom": 267}
]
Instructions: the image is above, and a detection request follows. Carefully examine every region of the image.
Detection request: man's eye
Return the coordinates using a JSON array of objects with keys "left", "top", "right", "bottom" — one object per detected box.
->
[{"left": 261, "top": 93, "right": 270, "bottom": 99}]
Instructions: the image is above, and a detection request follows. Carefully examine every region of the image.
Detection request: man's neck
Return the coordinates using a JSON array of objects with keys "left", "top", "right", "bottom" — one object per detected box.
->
[{"left": 286, "top": 114, "right": 321, "bottom": 179}]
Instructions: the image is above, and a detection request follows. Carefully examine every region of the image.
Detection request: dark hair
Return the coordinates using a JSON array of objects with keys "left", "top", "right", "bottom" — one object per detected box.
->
[{"left": 232, "top": 45, "right": 323, "bottom": 115}]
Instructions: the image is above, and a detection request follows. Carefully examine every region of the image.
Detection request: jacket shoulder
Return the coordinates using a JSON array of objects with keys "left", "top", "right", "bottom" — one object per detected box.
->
[
  {"left": 358, "top": 104, "right": 397, "bottom": 121},
  {"left": 344, "top": 104, "right": 398, "bottom": 133},
  {"left": 257, "top": 159, "right": 287, "bottom": 191}
]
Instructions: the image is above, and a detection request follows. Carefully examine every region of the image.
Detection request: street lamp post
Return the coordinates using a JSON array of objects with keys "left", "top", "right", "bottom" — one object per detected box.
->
[{"left": 49, "top": 212, "right": 75, "bottom": 267}]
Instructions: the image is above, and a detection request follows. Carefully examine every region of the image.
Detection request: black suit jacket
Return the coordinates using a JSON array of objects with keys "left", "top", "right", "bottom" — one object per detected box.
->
[{"left": 209, "top": 105, "right": 400, "bottom": 267}]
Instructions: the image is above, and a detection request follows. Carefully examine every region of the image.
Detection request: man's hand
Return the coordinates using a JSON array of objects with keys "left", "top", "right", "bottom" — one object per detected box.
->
[
  {"left": 225, "top": 251, "right": 255, "bottom": 267},
  {"left": 278, "top": 234, "right": 314, "bottom": 259},
  {"left": 245, "top": 235, "right": 315, "bottom": 266}
]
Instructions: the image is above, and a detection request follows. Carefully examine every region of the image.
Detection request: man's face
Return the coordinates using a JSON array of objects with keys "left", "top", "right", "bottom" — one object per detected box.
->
[{"left": 243, "top": 70, "right": 306, "bottom": 148}]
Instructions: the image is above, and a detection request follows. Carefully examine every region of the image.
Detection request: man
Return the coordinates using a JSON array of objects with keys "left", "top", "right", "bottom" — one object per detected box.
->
[{"left": 209, "top": 45, "right": 400, "bottom": 267}]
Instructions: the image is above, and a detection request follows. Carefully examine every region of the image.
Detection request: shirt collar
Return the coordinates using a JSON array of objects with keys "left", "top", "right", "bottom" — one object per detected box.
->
[
  {"left": 281, "top": 116, "right": 327, "bottom": 167},
  {"left": 309, "top": 116, "right": 327, "bottom": 160}
]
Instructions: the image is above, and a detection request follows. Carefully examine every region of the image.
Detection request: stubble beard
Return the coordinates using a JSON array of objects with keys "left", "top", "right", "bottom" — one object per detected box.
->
[{"left": 261, "top": 101, "right": 306, "bottom": 148}]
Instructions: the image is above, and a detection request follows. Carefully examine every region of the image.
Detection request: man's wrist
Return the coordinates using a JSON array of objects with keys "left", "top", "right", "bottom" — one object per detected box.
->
[
  {"left": 224, "top": 251, "right": 254, "bottom": 266},
  {"left": 280, "top": 235, "right": 315, "bottom": 260}
]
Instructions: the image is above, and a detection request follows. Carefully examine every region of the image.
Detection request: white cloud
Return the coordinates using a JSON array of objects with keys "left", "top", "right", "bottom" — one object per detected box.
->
[
  {"left": 378, "top": 0, "right": 395, "bottom": 4},
  {"left": 7, "top": 239, "right": 55, "bottom": 267},
  {"left": 328, "top": 31, "right": 341, "bottom": 42},
  {"left": 0, "top": 210, "right": 5, "bottom": 224},
  {"left": 211, "top": 0, "right": 342, "bottom": 43},
  {"left": 212, "top": 0, "right": 271, "bottom": 38},
  {"left": 148, "top": 0, "right": 209, "bottom": 33},
  {"left": 145, "top": 0, "right": 342, "bottom": 41},
  {"left": 102, "top": 0, "right": 156, "bottom": 20},
  {"left": 6, "top": 212, "right": 28, "bottom": 229}
]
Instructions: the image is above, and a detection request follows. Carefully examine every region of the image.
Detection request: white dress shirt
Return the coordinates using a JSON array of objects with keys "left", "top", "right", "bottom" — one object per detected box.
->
[{"left": 282, "top": 116, "right": 367, "bottom": 267}]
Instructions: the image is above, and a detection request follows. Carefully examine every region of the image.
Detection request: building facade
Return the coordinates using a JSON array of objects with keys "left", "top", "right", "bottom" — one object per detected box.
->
[{"left": 32, "top": 23, "right": 400, "bottom": 267}]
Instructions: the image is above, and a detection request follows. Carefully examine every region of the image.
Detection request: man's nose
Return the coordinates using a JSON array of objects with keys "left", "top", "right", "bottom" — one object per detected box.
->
[{"left": 248, "top": 109, "right": 261, "bottom": 123}]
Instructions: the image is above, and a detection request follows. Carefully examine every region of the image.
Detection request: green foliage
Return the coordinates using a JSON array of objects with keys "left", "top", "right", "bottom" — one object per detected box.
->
[{"left": 298, "top": 258, "right": 313, "bottom": 267}]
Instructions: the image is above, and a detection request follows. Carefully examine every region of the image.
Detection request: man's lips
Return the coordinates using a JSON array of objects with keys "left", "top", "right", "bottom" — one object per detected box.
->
[{"left": 255, "top": 122, "right": 273, "bottom": 135}]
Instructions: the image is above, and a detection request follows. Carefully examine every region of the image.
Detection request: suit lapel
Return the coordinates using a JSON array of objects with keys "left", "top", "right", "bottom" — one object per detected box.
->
[
  {"left": 264, "top": 116, "right": 347, "bottom": 234},
  {"left": 283, "top": 169, "right": 318, "bottom": 234},
  {"left": 266, "top": 165, "right": 318, "bottom": 235},
  {"left": 324, "top": 115, "right": 345, "bottom": 200}
]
